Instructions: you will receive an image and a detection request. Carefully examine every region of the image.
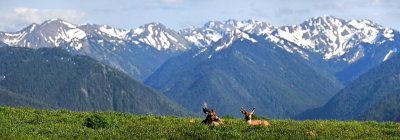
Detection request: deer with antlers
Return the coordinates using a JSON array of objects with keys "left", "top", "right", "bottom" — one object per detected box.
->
[
  {"left": 240, "top": 107, "right": 270, "bottom": 126},
  {"left": 202, "top": 107, "right": 223, "bottom": 125}
]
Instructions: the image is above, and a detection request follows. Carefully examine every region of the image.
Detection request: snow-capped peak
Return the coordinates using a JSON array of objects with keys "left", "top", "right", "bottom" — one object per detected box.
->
[
  {"left": 0, "top": 19, "right": 194, "bottom": 52},
  {"left": 127, "top": 22, "right": 189, "bottom": 51},
  {"left": 0, "top": 19, "right": 87, "bottom": 50},
  {"left": 97, "top": 25, "right": 129, "bottom": 39},
  {"left": 42, "top": 18, "right": 78, "bottom": 29},
  {"left": 184, "top": 16, "right": 398, "bottom": 63},
  {"left": 274, "top": 15, "right": 396, "bottom": 61},
  {"left": 40, "top": 19, "right": 86, "bottom": 49},
  {"left": 215, "top": 29, "right": 257, "bottom": 52},
  {"left": 180, "top": 19, "right": 276, "bottom": 47}
]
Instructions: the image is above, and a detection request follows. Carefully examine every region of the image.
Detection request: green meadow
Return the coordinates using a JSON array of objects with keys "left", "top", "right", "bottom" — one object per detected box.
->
[{"left": 1, "top": 106, "right": 399, "bottom": 139}]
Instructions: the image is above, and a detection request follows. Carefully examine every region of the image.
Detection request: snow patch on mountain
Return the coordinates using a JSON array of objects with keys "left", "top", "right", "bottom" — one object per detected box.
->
[
  {"left": 56, "top": 28, "right": 86, "bottom": 42},
  {"left": 193, "top": 47, "right": 208, "bottom": 58},
  {"left": 98, "top": 25, "right": 129, "bottom": 39},
  {"left": 61, "top": 20, "right": 77, "bottom": 29},
  {"left": 383, "top": 29, "right": 395, "bottom": 41},
  {"left": 2, "top": 32, "right": 27, "bottom": 45},
  {"left": 215, "top": 29, "right": 257, "bottom": 52},
  {"left": 383, "top": 48, "right": 398, "bottom": 61},
  {"left": 29, "top": 24, "right": 37, "bottom": 32}
]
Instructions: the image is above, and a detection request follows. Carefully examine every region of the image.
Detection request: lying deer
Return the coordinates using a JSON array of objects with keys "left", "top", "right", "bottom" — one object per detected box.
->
[
  {"left": 202, "top": 107, "right": 223, "bottom": 125},
  {"left": 240, "top": 107, "right": 270, "bottom": 126}
]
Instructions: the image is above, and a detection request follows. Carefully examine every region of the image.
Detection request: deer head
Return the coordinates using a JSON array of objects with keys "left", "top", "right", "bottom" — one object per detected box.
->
[
  {"left": 240, "top": 107, "right": 255, "bottom": 121},
  {"left": 202, "top": 107, "right": 220, "bottom": 125},
  {"left": 240, "top": 107, "right": 270, "bottom": 126}
]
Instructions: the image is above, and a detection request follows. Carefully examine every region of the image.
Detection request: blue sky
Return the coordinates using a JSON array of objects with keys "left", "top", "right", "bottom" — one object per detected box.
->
[{"left": 0, "top": 0, "right": 399, "bottom": 32}]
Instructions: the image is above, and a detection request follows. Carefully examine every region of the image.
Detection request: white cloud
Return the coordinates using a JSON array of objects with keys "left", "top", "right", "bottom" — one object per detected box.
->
[
  {"left": 0, "top": 8, "right": 85, "bottom": 32},
  {"left": 161, "top": 0, "right": 184, "bottom": 3}
]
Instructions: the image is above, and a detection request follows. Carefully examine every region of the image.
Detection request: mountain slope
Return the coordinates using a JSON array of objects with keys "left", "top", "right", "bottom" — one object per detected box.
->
[
  {"left": 358, "top": 92, "right": 400, "bottom": 122},
  {"left": 145, "top": 32, "right": 342, "bottom": 118},
  {"left": 0, "top": 47, "right": 196, "bottom": 116},
  {"left": 0, "top": 87, "right": 52, "bottom": 109},
  {"left": 296, "top": 53, "right": 400, "bottom": 120}
]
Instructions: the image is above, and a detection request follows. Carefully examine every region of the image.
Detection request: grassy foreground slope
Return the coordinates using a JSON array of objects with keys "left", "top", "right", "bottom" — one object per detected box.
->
[{"left": 1, "top": 107, "right": 399, "bottom": 139}]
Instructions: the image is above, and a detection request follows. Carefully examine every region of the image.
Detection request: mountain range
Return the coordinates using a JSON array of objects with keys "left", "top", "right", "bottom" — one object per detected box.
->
[
  {"left": 1, "top": 15, "right": 399, "bottom": 83},
  {"left": 0, "top": 20, "right": 190, "bottom": 81},
  {"left": 1, "top": 15, "right": 400, "bottom": 119}
]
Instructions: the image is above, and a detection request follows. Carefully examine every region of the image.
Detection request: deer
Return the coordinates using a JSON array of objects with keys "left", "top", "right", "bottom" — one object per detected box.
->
[
  {"left": 201, "top": 107, "right": 223, "bottom": 125},
  {"left": 240, "top": 107, "right": 270, "bottom": 126}
]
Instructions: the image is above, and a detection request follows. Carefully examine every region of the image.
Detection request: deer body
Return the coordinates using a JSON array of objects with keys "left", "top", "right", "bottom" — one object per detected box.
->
[
  {"left": 202, "top": 107, "right": 223, "bottom": 125},
  {"left": 241, "top": 107, "right": 270, "bottom": 126},
  {"left": 247, "top": 119, "right": 270, "bottom": 126}
]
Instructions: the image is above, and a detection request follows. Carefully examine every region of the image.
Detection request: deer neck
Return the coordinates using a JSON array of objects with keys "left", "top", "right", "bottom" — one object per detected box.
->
[
  {"left": 202, "top": 116, "right": 214, "bottom": 124},
  {"left": 246, "top": 118, "right": 252, "bottom": 124}
]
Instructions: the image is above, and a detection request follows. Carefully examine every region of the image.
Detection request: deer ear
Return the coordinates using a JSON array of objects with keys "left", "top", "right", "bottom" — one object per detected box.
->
[
  {"left": 249, "top": 107, "right": 256, "bottom": 114},
  {"left": 240, "top": 110, "right": 245, "bottom": 114},
  {"left": 203, "top": 107, "right": 210, "bottom": 114},
  {"left": 212, "top": 108, "right": 216, "bottom": 112},
  {"left": 241, "top": 107, "right": 247, "bottom": 112}
]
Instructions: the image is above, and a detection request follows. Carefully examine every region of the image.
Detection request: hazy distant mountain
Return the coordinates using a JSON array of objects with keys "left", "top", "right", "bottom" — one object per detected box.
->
[
  {"left": 145, "top": 30, "right": 342, "bottom": 118},
  {"left": 296, "top": 53, "right": 400, "bottom": 120},
  {"left": 0, "top": 19, "right": 191, "bottom": 81},
  {"left": 0, "top": 47, "right": 196, "bottom": 116},
  {"left": 0, "top": 19, "right": 190, "bottom": 52}
]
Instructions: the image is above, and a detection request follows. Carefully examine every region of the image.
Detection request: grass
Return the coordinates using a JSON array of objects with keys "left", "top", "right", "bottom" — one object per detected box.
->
[{"left": 0, "top": 106, "right": 399, "bottom": 139}]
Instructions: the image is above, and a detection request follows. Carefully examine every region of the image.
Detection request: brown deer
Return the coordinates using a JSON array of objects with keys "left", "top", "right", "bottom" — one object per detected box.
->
[
  {"left": 240, "top": 107, "right": 270, "bottom": 126},
  {"left": 202, "top": 107, "right": 223, "bottom": 125}
]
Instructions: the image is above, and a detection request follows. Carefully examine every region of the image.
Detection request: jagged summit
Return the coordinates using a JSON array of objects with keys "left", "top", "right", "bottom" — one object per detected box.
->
[
  {"left": 0, "top": 20, "right": 192, "bottom": 52},
  {"left": 214, "top": 29, "right": 258, "bottom": 52},
  {"left": 273, "top": 15, "right": 396, "bottom": 61},
  {"left": 126, "top": 22, "right": 190, "bottom": 51},
  {"left": 180, "top": 19, "right": 276, "bottom": 47},
  {"left": 180, "top": 16, "right": 398, "bottom": 63},
  {"left": 0, "top": 19, "right": 86, "bottom": 49}
]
